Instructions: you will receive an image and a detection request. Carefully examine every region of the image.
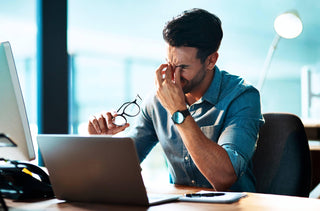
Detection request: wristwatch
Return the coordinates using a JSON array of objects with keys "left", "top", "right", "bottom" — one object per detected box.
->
[{"left": 171, "top": 109, "right": 190, "bottom": 124}]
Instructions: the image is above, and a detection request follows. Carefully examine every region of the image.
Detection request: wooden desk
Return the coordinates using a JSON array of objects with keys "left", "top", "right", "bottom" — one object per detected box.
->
[{"left": 5, "top": 185, "right": 320, "bottom": 211}]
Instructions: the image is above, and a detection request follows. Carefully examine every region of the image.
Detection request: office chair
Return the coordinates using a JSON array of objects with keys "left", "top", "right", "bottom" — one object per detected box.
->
[{"left": 252, "top": 113, "right": 311, "bottom": 197}]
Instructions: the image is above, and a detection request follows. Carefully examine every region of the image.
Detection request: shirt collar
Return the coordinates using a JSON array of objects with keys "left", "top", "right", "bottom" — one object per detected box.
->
[{"left": 201, "top": 66, "right": 222, "bottom": 105}]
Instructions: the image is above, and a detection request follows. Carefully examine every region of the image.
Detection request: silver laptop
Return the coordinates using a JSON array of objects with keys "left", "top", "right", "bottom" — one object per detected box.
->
[{"left": 37, "top": 134, "right": 179, "bottom": 206}]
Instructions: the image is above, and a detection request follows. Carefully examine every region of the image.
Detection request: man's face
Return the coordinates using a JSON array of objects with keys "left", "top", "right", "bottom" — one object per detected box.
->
[{"left": 166, "top": 45, "right": 207, "bottom": 93}]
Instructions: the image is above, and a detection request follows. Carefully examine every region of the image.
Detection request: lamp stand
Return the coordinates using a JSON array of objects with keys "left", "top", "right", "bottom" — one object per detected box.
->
[{"left": 257, "top": 34, "right": 281, "bottom": 91}]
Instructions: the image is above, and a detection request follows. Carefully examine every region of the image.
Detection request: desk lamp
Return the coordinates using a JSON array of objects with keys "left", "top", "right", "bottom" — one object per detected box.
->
[{"left": 257, "top": 11, "right": 303, "bottom": 91}]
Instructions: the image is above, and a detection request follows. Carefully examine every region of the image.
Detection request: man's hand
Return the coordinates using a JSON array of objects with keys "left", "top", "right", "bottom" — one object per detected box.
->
[
  {"left": 88, "top": 112, "right": 129, "bottom": 135},
  {"left": 155, "top": 63, "right": 187, "bottom": 114}
]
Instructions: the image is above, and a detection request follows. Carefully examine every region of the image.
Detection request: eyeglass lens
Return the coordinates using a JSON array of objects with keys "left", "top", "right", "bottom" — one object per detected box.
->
[
  {"left": 113, "top": 115, "right": 127, "bottom": 126},
  {"left": 122, "top": 102, "right": 140, "bottom": 116}
]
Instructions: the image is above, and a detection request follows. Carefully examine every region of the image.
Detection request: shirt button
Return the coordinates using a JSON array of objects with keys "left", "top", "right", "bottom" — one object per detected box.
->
[
  {"left": 191, "top": 180, "right": 195, "bottom": 184},
  {"left": 185, "top": 156, "right": 189, "bottom": 161}
]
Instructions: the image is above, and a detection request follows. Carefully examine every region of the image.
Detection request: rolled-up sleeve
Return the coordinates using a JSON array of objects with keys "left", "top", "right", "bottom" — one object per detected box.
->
[{"left": 218, "top": 88, "right": 264, "bottom": 177}]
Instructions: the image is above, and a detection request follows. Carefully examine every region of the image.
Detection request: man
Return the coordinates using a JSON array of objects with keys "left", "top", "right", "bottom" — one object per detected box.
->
[{"left": 88, "top": 8, "right": 264, "bottom": 191}]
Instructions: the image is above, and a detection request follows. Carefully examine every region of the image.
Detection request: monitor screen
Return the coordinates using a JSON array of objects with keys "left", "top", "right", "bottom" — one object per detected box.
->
[{"left": 0, "top": 41, "right": 35, "bottom": 161}]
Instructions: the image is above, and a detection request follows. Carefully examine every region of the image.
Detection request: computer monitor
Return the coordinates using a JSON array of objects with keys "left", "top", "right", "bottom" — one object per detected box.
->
[{"left": 0, "top": 41, "right": 35, "bottom": 161}]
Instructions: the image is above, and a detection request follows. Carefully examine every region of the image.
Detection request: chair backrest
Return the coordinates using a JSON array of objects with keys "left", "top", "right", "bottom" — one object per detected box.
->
[{"left": 252, "top": 113, "right": 311, "bottom": 197}]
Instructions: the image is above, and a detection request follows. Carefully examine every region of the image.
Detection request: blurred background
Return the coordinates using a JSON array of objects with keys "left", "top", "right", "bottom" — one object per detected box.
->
[{"left": 1, "top": 0, "right": 320, "bottom": 186}]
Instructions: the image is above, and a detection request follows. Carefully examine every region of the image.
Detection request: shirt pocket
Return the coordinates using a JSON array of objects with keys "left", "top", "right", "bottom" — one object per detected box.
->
[{"left": 200, "top": 124, "right": 222, "bottom": 142}]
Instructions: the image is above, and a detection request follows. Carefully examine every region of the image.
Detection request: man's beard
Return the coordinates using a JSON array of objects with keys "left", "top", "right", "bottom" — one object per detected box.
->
[{"left": 181, "top": 65, "right": 207, "bottom": 94}]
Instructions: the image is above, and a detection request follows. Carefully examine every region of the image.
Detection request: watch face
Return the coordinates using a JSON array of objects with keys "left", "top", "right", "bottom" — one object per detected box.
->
[{"left": 172, "top": 111, "right": 184, "bottom": 124}]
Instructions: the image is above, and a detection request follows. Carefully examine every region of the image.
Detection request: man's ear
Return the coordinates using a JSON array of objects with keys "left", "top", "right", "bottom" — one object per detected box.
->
[{"left": 206, "top": 52, "right": 219, "bottom": 70}]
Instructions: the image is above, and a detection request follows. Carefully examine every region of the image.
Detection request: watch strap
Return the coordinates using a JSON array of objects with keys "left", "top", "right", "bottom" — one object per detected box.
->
[{"left": 180, "top": 109, "right": 190, "bottom": 117}]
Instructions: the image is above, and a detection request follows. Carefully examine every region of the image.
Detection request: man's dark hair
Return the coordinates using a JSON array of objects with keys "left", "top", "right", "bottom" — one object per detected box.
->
[{"left": 163, "top": 8, "right": 223, "bottom": 63}]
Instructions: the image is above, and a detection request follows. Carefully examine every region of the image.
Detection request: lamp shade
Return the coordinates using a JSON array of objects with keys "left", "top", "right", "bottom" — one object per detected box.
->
[{"left": 274, "top": 11, "right": 303, "bottom": 39}]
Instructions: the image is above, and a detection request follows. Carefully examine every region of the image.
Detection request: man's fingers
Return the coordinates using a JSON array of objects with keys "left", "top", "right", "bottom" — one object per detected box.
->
[
  {"left": 88, "top": 120, "right": 98, "bottom": 134},
  {"left": 98, "top": 114, "right": 108, "bottom": 134},
  {"left": 174, "top": 67, "right": 181, "bottom": 87},
  {"left": 164, "top": 64, "right": 173, "bottom": 83},
  {"left": 88, "top": 112, "right": 130, "bottom": 135},
  {"left": 89, "top": 115, "right": 102, "bottom": 134},
  {"left": 106, "top": 112, "right": 116, "bottom": 129},
  {"left": 112, "top": 123, "right": 130, "bottom": 134},
  {"left": 155, "top": 64, "right": 168, "bottom": 88}
]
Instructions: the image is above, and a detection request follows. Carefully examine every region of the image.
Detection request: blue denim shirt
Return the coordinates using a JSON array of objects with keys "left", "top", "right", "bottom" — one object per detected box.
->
[{"left": 129, "top": 66, "right": 264, "bottom": 192}]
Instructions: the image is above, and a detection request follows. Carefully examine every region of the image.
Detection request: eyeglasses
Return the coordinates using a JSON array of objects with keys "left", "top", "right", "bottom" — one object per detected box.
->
[{"left": 113, "top": 95, "right": 142, "bottom": 126}]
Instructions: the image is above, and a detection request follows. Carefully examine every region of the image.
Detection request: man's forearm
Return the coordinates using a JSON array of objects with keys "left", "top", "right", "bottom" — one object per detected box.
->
[{"left": 175, "top": 115, "right": 237, "bottom": 190}]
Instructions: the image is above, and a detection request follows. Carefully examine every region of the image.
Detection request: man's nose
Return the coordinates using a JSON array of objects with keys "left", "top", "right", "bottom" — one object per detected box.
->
[{"left": 171, "top": 64, "right": 177, "bottom": 72}]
